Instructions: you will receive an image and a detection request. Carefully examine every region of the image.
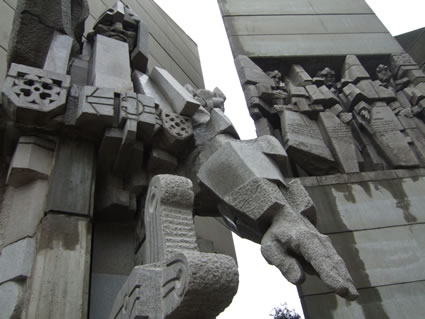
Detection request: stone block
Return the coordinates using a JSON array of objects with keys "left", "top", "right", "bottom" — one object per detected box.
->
[
  {"left": 132, "top": 70, "right": 174, "bottom": 113},
  {"left": 0, "top": 281, "right": 24, "bottom": 319},
  {"left": 2, "top": 63, "right": 71, "bottom": 124},
  {"left": 131, "top": 19, "right": 149, "bottom": 73},
  {"left": 0, "top": 238, "right": 35, "bottom": 284},
  {"left": 43, "top": 32, "right": 74, "bottom": 74},
  {"left": 390, "top": 53, "right": 418, "bottom": 77},
  {"left": 7, "top": 136, "right": 55, "bottom": 187},
  {"left": 318, "top": 112, "right": 359, "bottom": 173},
  {"left": 113, "top": 123, "right": 144, "bottom": 175},
  {"left": 89, "top": 35, "right": 133, "bottom": 92},
  {"left": 119, "top": 92, "right": 157, "bottom": 142},
  {"left": 234, "top": 55, "right": 273, "bottom": 86},
  {"left": 2, "top": 180, "right": 49, "bottom": 247},
  {"left": 150, "top": 66, "right": 200, "bottom": 116},
  {"left": 288, "top": 64, "right": 312, "bottom": 86},
  {"left": 46, "top": 138, "right": 95, "bottom": 216},
  {"left": 280, "top": 109, "right": 336, "bottom": 175},
  {"left": 22, "top": 215, "right": 91, "bottom": 319},
  {"left": 76, "top": 86, "right": 115, "bottom": 129},
  {"left": 406, "top": 69, "right": 425, "bottom": 86},
  {"left": 286, "top": 81, "right": 308, "bottom": 97},
  {"left": 341, "top": 55, "right": 370, "bottom": 84}
]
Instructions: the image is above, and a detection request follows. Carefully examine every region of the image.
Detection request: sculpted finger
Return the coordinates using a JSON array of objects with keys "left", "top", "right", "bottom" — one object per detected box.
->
[
  {"left": 261, "top": 231, "right": 305, "bottom": 285},
  {"left": 296, "top": 230, "right": 359, "bottom": 300}
]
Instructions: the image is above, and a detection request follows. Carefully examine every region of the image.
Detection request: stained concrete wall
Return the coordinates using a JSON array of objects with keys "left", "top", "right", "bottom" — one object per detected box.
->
[
  {"left": 297, "top": 169, "right": 425, "bottom": 319},
  {"left": 218, "top": 0, "right": 404, "bottom": 58},
  {"left": 0, "top": 0, "right": 204, "bottom": 91}
]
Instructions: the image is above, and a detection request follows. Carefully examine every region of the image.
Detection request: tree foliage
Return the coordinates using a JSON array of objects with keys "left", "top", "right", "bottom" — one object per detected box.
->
[{"left": 270, "top": 303, "right": 302, "bottom": 319}]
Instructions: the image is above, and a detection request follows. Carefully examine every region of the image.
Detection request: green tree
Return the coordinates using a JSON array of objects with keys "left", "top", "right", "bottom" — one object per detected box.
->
[{"left": 270, "top": 303, "right": 301, "bottom": 319}]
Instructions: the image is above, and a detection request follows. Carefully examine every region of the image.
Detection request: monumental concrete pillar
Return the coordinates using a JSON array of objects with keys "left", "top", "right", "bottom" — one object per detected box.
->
[{"left": 218, "top": 0, "right": 425, "bottom": 317}]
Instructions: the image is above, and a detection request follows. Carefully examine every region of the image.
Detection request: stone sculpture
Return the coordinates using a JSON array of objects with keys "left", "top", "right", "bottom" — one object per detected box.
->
[
  {"left": 236, "top": 53, "right": 425, "bottom": 176},
  {"left": 0, "top": 1, "right": 358, "bottom": 318}
]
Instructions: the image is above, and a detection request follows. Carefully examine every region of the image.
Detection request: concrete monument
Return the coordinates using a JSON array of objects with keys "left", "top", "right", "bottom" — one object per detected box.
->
[
  {"left": 219, "top": 0, "right": 425, "bottom": 318},
  {"left": 0, "top": 0, "right": 358, "bottom": 318}
]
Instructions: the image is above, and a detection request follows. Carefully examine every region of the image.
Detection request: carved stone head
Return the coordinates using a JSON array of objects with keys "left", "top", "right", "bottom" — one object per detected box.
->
[
  {"left": 266, "top": 70, "right": 282, "bottom": 87},
  {"left": 316, "top": 67, "right": 336, "bottom": 88},
  {"left": 92, "top": 1, "right": 139, "bottom": 51},
  {"left": 376, "top": 64, "right": 392, "bottom": 84}
]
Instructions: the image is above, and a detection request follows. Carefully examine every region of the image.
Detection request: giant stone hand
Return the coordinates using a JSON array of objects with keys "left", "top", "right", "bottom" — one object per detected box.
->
[{"left": 261, "top": 208, "right": 359, "bottom": 300}]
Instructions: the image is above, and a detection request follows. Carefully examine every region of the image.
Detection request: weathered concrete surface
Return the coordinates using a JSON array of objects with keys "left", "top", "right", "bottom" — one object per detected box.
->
[
  {"left": 299, "top": 175, "right": 425, "bottom": 319},
  {"left": 2, "top": 180, "right": 49, "bottom": 247},
  {"left": 307, "top": 177, "right": 425, "bottom": 234},
  {"left": 22, "top": 214, "right": 91, "bottom": 319},
  {"left": 46, "top": 138, "right": 95, "bottom": 216},
  {"left": 218, "top": 0, "right": 403, "bottom": 57},
  {"left": 301, "top": 281, "right": 425, "bottom": 319}
]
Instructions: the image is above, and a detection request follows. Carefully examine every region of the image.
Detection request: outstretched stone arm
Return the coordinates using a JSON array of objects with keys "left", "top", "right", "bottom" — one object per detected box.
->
[{"left": 192, "top": 131, "right": 358, "bottom": 300}]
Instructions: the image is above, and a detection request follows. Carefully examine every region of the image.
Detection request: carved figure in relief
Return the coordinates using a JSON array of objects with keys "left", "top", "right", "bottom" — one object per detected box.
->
[{"left": 1, "top": 1, "right": 358, "bottom": 318}]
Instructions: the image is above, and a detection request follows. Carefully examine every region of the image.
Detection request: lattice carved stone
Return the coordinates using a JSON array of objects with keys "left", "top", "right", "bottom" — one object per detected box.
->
[{"left": 2, "top": 63, "right": 71, "bottom": 125}]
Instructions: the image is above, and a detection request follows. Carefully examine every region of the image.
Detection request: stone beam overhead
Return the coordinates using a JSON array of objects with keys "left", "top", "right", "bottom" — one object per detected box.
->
[{"left": 218, "top": 0, "right": 404, "bottom": 58}]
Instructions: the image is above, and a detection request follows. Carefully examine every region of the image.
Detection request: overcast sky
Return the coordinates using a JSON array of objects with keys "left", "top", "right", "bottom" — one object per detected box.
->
[{"left": 152, "top": 1, "right": 425, "bottom": 318}]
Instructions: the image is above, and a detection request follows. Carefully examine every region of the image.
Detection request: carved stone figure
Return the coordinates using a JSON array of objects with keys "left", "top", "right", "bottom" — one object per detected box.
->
[{"left": 0, "top": 1, "right": 358, "bottom": 319}]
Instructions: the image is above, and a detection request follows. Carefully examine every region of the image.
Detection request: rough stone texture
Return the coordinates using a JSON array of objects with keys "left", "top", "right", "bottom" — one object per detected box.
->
[
  {"left": 150, "top": 66, "right": 200, "bottom": 116},
  {"left": 7, "top": 0, "right": 89, "bottom": 69},
  {"left": 143, "top": 175, "right": 198, "bottom": 264},
  {"left": 89, "top": 35, "right": 133, "bottom": 92},
  {"left": 0, "top": 281, "right": 24, "bottom": 319},
  {"left": 110, "top": 252, "right": 238, "bottom": 319},
  {"left": 2, "top": 63, "right": 71, "bottom": 124},
  {"left": 6, "top": 136, "right": 55, "bottom": 187},
  {"left": 46, "top": 137, "right": 95, "bottom": 216},
  {"left": 0, "top": 237, "right": 35, "bottom": 284},
  {"left": 22, "top": 214, "right": 91, "bottom": 319}
]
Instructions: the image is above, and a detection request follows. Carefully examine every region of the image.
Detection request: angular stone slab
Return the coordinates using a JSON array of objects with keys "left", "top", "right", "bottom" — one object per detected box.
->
[
  {"left": 7, "top": 136, "right": 55, "bottom": 187},
  {"left": 76, "top": 86, "right": 115, "bottom": 128},
  {"left": 97, "top": 128, "right": 123, "bottom": 171},
  {"left": 89, "top": 35, "right": 133, "bottom": 92},
  {"left": 22, "top": 215, "right": 91, "bottom": 319},
  {"left": 280, "top": 109, "right": 336, "bottom": 175},
  {"left": 361, "top": 105, "right": 419, "bottom": 168},
  {"left": 46, "top": 138, "right": 95, "bottom": 216},
  {"left": 2, "top": 63, "right": 71, "bottom": 124},
  {"left": 150, "top": 66, "right": 200, "bottom": 116},
  {"left": 2, "top": 180, "right": 49, "bottom": 247},
  {"left": 288, "top": 64, "right": 312, "bottom": 86},
  {"left": 43, "top": 32, "right": 74, "bottom": 74},
  {"left": 0, "top": 281, "right": 24, "bottom": 319},
  {"left": 131, "top": 19, "right": 149, "bottom": 73},
  {"left": 0, "top": 238, "right": 35, "bottom": 284},
  {"left": 234, "top": 55, "right": 274, "bottom": 86},
  {"left": 318, "top": 112, "right": 359, "bottom": 173},
  {"left": 341, "top": 55, "right": 370, "bottom": 83}
]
